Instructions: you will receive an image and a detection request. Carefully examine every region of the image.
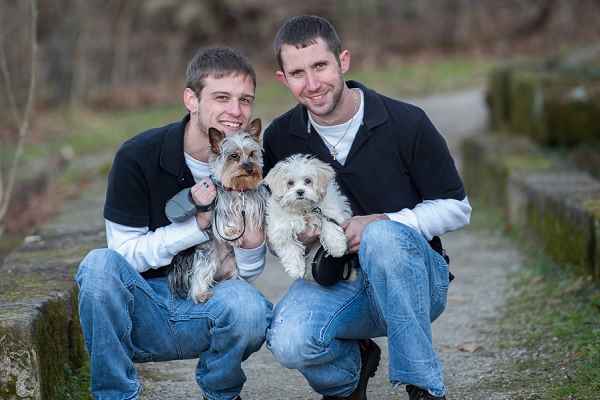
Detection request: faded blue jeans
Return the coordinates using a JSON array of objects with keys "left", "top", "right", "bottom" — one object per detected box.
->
[
  {"left": 266, "top": 221, "right": 450, "bottom": 398},
  {"left": 76, "top": 249, "right": 273, "bottom": 400}
]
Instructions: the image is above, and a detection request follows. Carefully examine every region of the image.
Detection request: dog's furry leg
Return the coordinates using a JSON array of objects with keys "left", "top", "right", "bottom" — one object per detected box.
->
[
  {"left": 319, "top": 221, "right": 348, "bottom": 257},
  {"left": 187, "top": 241, "right": 219, "bottom": 303}
]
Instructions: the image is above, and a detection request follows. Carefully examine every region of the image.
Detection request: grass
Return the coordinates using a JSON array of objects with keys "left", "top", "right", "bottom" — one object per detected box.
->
[
  {"left": 53, "top": 361, "right": 93, "bottom": 400},
  {"left": 469, "top": 200, "right": 600, "bottom": 399}
]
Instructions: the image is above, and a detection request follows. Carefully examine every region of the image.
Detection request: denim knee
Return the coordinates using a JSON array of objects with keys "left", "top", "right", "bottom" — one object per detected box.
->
[
  {"left": 211, "top": 280, "right": 272, "bottom": 343},
  {"left": 360, "top": 221, "right": 420, "bottom": 271},
  {"left": 267, "top": 318, "right": 325, "bottom": 370},
  {"left": 76, "top": 248, "right": 137, "bottom": 302},
  {"left": 77, "top": 248, "right": 128, "bottom": 279},
  {"left": 361, "top": 220, "right": 417, "bottom": 248}
]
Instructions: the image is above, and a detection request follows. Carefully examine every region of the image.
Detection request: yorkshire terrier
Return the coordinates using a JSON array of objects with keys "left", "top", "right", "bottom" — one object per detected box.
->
[
  {"left": 168, "top": 118, "right": 268, "bottom": 302},
  {"left": 264, "top": 154, "right": 356, "bottom": 281}
]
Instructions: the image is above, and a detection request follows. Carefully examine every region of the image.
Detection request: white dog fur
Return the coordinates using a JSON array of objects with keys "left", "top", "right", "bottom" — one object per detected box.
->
[{"left": 264, "top": 154, "right": 353, "bottom": 280}]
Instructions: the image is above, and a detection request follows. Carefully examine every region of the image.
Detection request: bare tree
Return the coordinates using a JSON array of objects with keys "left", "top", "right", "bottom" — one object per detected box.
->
[{"left": 0, "top": 0, "right": 38, "bottom": 229}]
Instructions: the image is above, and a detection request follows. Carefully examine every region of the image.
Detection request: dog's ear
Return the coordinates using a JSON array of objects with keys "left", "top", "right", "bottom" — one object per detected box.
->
[
  {"left": 312, "top": 159, "right": 335, "bottom": 194},
  {"left": 245, "top": 118, "right": 262, "bottom": 144},
  {"left": 208, "top": 127, "right": 226, "bottom": 154},
  {"left": 263, "top": 162, "right": 285, "bottom": 200}
]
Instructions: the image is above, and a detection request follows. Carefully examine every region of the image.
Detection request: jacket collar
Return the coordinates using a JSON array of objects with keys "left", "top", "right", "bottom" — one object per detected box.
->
[
  {"left": 287, "top": 80, "right": 388, "bottom": 137},
  {"left": 160, "top": 114, "right": 194, "bottom": 186}
]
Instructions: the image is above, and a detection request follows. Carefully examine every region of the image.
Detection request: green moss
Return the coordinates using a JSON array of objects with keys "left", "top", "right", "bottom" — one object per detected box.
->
[
  {"left": 526, "top": 203, "right": 594, "bottom": 278},
  {"left": 582, "top": 198, "right": 600, "bottom": 218},
  {"left": 0, "top": 283, "right": 86, "bottom": 399},
  {"left": 35, "top": 299, "right": 69, "bottom": 399}
]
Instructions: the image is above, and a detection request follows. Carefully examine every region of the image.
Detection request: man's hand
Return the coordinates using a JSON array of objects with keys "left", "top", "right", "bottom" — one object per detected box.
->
[
  {"left": 298, "top": 220, "right": 321, "bottom": 253},
  {"left": 192, "top": 177, "right": 216, "bottom": 231},
  {"left": 240, "top": 226, "right": 265, "bottom": 249},
  {"left": 341, "top": 214, "right": 389, "bottom": 254}
]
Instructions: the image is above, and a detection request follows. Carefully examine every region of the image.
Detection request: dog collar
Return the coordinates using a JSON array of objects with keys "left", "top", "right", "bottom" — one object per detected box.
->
[{"left": 210, "top": 174, "right": 251, "bottom": 193}]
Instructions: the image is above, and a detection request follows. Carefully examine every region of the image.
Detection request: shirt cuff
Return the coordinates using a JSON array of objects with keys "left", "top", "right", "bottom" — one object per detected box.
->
[
  {"left": 234, "top": 241, "right": 267, "bottom": 282},
  {"left": 385, "top": 208, "right": 420, "bottom": 232}
]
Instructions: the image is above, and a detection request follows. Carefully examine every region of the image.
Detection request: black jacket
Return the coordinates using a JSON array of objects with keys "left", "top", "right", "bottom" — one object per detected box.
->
[{"left": 263, "top": 80, "right": 466, "bottom": 217}]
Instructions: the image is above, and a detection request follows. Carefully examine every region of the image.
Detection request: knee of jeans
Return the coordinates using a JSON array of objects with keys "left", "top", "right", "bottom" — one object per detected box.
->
[
  {"left": 362, "top": 220, "right": 415, "bottom": 247},
  {"left": 76, "top": 248, "right": 132, "bottom": 290},
  {"left": 213, "top": 281, "right": 272, "bottom": 337},
  {"left": 266, "top": 325, "right": 320, "bottom": 369},
  {"left": 361, "top": 221, "right": 416, "bottom": 269}
]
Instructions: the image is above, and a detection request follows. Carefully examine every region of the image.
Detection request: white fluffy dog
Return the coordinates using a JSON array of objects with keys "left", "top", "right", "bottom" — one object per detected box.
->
[{"left": 264, "top": 154, "right": 353, "bottom": 280}]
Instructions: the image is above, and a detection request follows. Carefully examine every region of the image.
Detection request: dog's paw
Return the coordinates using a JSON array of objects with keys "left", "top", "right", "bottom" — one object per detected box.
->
[
  {"left": 322, "top": 239, "right": 347, "bottom": 258},
  {"left": 282, "top": 257, "right": 307, "bottom": 279}
]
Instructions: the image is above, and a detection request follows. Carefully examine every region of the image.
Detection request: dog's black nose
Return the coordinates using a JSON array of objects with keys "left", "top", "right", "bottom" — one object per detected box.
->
[
  {"left": 242, "top": 163, "right": 254, "bottom": 174},
  {"left": 296, "top": 189, "right": 304, "bottom": 197}
]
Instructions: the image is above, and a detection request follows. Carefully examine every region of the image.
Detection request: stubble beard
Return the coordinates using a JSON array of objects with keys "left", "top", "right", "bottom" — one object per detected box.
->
[{"left": 304, "top": 80, "right": 344, "bottom": 121}]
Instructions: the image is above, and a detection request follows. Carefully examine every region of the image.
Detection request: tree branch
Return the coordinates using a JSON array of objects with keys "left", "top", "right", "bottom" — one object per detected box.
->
[{"left": 0, "top": 0, "right": 38, "bottom": 223}]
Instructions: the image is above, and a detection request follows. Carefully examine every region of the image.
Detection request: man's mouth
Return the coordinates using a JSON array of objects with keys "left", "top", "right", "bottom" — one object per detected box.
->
[
  {"left": 221, "top": 121, "right": 241, "bottom": 129},
  {"left": 309, "top": 93, "right": 326, "bottom": 102}
]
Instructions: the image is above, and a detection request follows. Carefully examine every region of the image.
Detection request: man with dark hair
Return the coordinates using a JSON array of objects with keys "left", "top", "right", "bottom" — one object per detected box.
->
[
  {"left": 76, "top": 47, "right": 272, "bottom": 400},
  {"left": 263, "top": 15, "right": 471, "bottom": 400}
]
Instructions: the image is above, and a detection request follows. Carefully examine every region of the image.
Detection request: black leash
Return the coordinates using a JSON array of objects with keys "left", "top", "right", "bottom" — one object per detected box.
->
[
  {"left": 311, "top": 207, "right": 341, "bottom": 225},
  {"left": 213, "top": 192, "right": 247, "bottom": 242}
]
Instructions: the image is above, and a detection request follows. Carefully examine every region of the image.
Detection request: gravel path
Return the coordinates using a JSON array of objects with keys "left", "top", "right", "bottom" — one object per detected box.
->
[{"left": 136, "top": 89, "right": 525, "bottom": 399}]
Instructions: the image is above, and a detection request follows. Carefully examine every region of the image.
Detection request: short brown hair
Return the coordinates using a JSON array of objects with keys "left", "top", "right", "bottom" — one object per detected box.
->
[
  {"left": 274, "top": 15, "right": 342, "bottom": 72},
  {"left": 186, "top": 47, "right": 256, "bottom": 97}
]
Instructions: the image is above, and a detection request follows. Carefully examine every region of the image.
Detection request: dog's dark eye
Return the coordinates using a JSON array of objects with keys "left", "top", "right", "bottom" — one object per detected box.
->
[
  {"left": 230, "top": 153, "right": 239, "bottom": 160},
  {"left": 304, "top": 178, "right": 312, "bottom": 185},
  {"left": 287, "top": 180, "right": 294, "bottom": 188}
]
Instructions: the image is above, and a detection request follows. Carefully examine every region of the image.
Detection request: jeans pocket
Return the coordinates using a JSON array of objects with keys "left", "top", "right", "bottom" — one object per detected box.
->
[{"left": 429, "top": 284, "right": 448, "bottom": 322}]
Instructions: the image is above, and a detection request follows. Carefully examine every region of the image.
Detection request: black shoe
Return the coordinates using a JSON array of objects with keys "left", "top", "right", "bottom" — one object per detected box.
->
[
  {"left": 322, "top": 339, "right": 382, "bottom": 400},
  {"left": 406, "top": 385, "right": 447, "bottom": 400}
]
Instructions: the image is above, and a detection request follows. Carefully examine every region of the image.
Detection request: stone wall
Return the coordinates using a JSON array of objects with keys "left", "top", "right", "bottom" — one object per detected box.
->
[{"left": 0, "top": 181, "right": 106, "bottom": 399}]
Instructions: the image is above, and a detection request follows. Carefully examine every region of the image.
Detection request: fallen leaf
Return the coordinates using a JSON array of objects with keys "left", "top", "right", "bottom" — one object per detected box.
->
[{"left": 458, "top": 342, "right": 484, "bottom": 353}]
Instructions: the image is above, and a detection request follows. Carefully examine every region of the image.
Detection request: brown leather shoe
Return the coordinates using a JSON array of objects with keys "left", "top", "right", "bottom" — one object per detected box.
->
[
  {"left": 322, "top": 339, "right": 382, "bottom": 400},
  {"left": 406, "top": 385, "right": 447, "bottom": 400}
]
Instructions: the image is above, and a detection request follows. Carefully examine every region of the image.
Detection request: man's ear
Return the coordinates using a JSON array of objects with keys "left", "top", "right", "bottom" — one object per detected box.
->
[
  {"left": 339, "top": 50, "right": 350, "bottom": 74},
  {"left": 183, "top": 87, "right": 198, "bottom": 114},
  {"left": 276, "top": 71, "right": 290, "bottom": 87}
]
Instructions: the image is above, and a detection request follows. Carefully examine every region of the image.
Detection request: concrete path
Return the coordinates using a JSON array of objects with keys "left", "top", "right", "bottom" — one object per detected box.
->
[{"left": 136, "top": 89, "right": 525, "bottom": 399}]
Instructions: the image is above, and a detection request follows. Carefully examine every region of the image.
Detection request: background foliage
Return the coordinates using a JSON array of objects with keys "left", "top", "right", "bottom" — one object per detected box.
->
[{"left": 1, "top": 0, "right": 599, "bottom": 114}]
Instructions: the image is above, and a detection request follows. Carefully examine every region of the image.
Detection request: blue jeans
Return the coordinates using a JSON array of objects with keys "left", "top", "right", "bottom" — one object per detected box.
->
[
  {"left": 266, "top": 221, "right": 449, "bottom": 398},
  {"left": 76, "top": 249, "right": 273, "bottom": 400}
]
